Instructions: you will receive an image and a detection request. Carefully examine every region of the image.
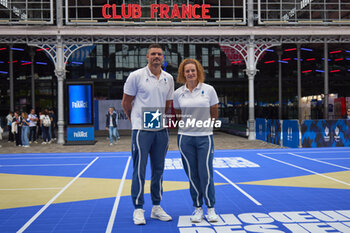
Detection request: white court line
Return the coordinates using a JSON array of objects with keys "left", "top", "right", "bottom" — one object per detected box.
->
[
  {"left": 0, "top": 156, "right": 130, "bottom": 160},
  {"left": 16, "top": 157, "right": 99, "bottom": 233},
  {"left": 106, "top": 156, "right": 131, "bottom": 233},
  {"left": 0, "top": 188, "right": 61, "bottom": 191},
  {"left": 214, "top": 170, "right": 262, "bottom": 206},
  {"left": 316, "top": 158, "right": 350, "bottom": 160},
  {"left": 257, "top": 153, "right": 350, "bottom": 187},
  {"left": 0, "top": 153, "right": 130, "bottom": 157},
  {"left": 288, "top": 152, "right": 350, "bottom": 170},
  {"left": 0, "top": 164, "right": 88, "bottom": 167},
  {"left": 264, "top": 151, "right": 350, "bottom": 155}
]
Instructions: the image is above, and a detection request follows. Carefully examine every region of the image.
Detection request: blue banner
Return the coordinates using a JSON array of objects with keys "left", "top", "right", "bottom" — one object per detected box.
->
[
  {"left": 301, "top": 120, "right": 350, "bottom": 147},
  {"left": 68, "top": 84, "right": 92, "bottom": 125},
  {"left": 255, "top": 118, "right": 266, "bottom": 141},
  {"left": 282, "top": 120, "right": 300, "bottom": 148},
  {"left": 266, "top": 119, "right": 281, "bottom": 145},
  {"left": 67, "top": 127, "right": 95, "bottom": 141}
]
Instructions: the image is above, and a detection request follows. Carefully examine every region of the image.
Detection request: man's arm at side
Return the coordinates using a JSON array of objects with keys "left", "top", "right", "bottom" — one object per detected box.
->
[
  {"left": 165, "top": 100, "right": 172, "bottom": 114},
  {"left": 122, "top": 93, "right": 135, "bottom": 121},
  {"left": 210, "top": 104, "right": 219, "bottom": 120}
]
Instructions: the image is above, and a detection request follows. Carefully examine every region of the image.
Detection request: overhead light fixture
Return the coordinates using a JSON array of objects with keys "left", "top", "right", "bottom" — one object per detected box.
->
[
  {"left": 301, "top": 48, "right": 313, "bottom": 52},
  {"left": 284, "top": 48, "right": 296, "bottom": 52},
  {"left": 10, "top": 48, "right": 24, "bottom": 51},
  {"left": 302, "top": 70, "right": 312, "bottom": 73}
]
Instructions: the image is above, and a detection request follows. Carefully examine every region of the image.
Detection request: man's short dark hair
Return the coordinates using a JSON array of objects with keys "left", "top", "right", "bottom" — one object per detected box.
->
[{"left": 148, "top": 44, "right": 163, "bottom": 51}]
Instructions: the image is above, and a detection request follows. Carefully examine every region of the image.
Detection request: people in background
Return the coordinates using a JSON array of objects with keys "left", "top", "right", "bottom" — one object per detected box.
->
[
  {"left": 40, "top": 109, "right": 51, "bottom": 144},
  {"left": 37, "top": 111, "right": 43, "bottom": 140},
  {"left": 49, "top": 109, "right": 56, "bottom": 141},
  {"left": 21, "top": 112, "right": 30, "bottom": 147},
  {"left": 12, "top": 112, "right": 22, "bottom": 147},
  {"left": 6, "top": 111, "right": 14, "bottom": 142},
  {"left": 28, "top": 109, "right": 38, "bottom": 144},
  {"left": 344, "top": 107, "right": 350, "bottom": 120},
  {"left": 105, "top": 107, "right": 120, "bottom": 146}
]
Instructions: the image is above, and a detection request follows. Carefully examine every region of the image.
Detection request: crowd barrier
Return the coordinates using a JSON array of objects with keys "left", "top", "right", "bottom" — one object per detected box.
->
[
  {"left": 266, "top": 119, "right": 282, "bottom": 146},
  {"left": 255, "top": 118, "right": 350, "bottom": 148},
  {"left": 301, "top": 120, "right": 350, "bottom": 147}
]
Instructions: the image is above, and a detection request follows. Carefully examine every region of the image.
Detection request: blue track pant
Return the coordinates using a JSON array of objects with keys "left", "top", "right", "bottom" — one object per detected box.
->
[
  {"left": 178, "top": 134, "right": 215, "bottom": 208},
  {"left": 131, "top": 129, "right": 169, "bottom": 209}
]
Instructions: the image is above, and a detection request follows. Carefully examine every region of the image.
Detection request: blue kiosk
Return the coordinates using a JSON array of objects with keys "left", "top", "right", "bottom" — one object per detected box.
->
[{"left": 65, "top": 81, "right": 96, "bottom": 145}]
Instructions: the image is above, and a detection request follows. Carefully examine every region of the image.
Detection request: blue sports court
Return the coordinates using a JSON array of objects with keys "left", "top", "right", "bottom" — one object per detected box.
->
[{"left": 0, "top": 147, "right": 349, "bottom": 233}]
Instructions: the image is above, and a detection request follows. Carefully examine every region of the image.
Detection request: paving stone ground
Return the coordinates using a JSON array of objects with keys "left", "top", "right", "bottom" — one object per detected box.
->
[{"left": 0, "top": 130, "right": 282, "bottom": 154}]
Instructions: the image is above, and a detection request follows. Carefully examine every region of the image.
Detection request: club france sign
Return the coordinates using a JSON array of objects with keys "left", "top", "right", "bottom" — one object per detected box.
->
[{"left": 102, "top": 4, "right": 211, "bottom": 20}]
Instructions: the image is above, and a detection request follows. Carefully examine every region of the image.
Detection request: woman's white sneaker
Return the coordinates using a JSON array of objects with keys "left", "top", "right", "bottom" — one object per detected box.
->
[
  {"left": 151, "top": 205, "right": 172, "bottom": 221},
  {"left": 190, "top": 207, "right": 204, "bottom": 223},
  {"left": 207, "top": 208, "right": 219, "bottom": 222},
  {"left": 133, "top": 209, "right": 146, "bottom": 225}
]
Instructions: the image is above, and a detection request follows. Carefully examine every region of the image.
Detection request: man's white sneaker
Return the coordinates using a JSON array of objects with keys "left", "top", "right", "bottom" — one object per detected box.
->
[
  {"left": 190, "top": 207, "right": 204, "bottom": 223},
  {"left": 109, "top": 143, "right": 113, "bottom": 146},
  {"left": 151, "top": 205, "right": 172, "bottom": 221},
  {"left": 133, "top": 209, "right": 146, "bottom": 225},
  {"left": 207, "top": 208, "right": 219, "bottom": 222}
]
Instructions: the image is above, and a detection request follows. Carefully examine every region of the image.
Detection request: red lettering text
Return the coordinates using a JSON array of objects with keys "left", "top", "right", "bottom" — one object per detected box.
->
[
  {"left": 102, "top": 4, "right": 210, "bottom": 20},
  {"left": 132, "top": 4, "right": 141, "bottom": 19},
  {"left": 122, "top": 4, "right": 132, "bottom": 18},
  {"left": 112, "top": 4, "right": 121, "bottom": 19},
  {"left": 150, "top": 4, "right": 159, "bottom": 19},
  {"left": 170, "top": 4, "right": 181, "bottom": 19},
  {"left": 159, "top": 4, "right": 170, "bottom": 18},
  {"left": 102, "top": 4, "right": 111, "bottom": 19},
  {"left": 192, "top": 4, "right": 200, "bottom": 19},
  {"left": 202, "top": 4, "right": 211, "bottom": 19},
  {"left": 182, "top": 4, "right": 191, "bottom": 19}
]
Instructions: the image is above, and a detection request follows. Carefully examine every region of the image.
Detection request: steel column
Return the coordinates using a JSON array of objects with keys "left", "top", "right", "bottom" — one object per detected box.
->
[
  {"left": 324, "top": 42, "right": 329, "bottom": 120},
  {"left": 297, "top": 44, "right": 302, "bottom": 122},
  {"left": 277, "top": 47, "right": 283, "bottom": 119},
  {"left": 30, "top": 48, "right": 35, "bottom": 109},
  {"left": 55, "top": 37, "right": 65, "bottom": 145},
  {"left": 247, "top": 37, "right": 256, "bottom": 140},
  {"left": 9, "top": 45, "right": 14, "bottom": 112}
]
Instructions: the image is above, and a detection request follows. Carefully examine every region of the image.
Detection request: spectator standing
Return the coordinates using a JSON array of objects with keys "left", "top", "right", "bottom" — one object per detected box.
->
[
  {"left": 49, "top": 109, "right": 56, "bottom": 141},
  {"left": 28, "top": 109, "right": 38, "bottom": 144},
  {"left": 105, "top": 107, "right": 120, "bottom": 146},
  {"left": 344, "top": 107, "right": 350, "bottom": 120},
  {"left": 6, "top": 111, "right": 14, "bottom": 142},
  {"left": 21, "top": 112, "right": 30, "bottom": 147},
  {"left": 40, "top": 109, "right": 51, "bottom": 144},
  {"left": 12, "top": 112, "right": 22, "bottom": 146},
  {"left": 37, "top": 111, "right": 42, "bottom": 139}
]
